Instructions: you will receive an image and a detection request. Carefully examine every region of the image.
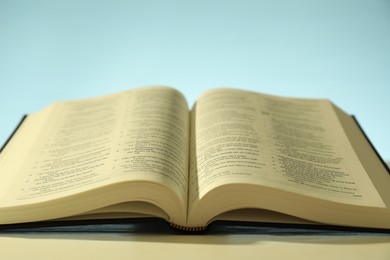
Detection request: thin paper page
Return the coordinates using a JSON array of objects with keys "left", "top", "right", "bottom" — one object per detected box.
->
[
  {"left": 1, "top": 87, "right": 189, "bottom": 206},
  {"left": 189, "top": 88, "right": 385, "bottom": 207}
]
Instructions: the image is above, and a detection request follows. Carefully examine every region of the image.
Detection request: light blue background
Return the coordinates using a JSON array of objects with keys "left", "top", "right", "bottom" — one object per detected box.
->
[{"left": 1, "top": 0, "right": 389, "bottom": 160}]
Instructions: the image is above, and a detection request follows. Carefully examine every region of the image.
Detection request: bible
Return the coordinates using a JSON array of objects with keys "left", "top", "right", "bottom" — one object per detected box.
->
[{"left": 0, "top": 86, "right": 389, "bottom": 231}]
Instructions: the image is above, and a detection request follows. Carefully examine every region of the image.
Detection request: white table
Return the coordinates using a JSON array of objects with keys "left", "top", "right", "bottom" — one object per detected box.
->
[{"left": 1, "top": 232, "right": 390, "bottom": 260}]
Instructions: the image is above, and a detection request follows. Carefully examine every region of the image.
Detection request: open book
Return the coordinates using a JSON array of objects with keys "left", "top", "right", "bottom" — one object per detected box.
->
[{"left": 0, "top": 86, "right": 389, "bottom": 231}]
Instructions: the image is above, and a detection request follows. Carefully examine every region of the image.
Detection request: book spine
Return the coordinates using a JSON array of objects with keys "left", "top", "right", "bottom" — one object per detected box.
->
[{"left": 169, "top": 223, "right": 207, "bottom": 232}]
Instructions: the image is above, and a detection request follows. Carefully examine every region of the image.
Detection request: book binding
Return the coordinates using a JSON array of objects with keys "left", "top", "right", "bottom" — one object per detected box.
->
[{"left": 0, "top": 115, "right": 27, "bottom": 153}]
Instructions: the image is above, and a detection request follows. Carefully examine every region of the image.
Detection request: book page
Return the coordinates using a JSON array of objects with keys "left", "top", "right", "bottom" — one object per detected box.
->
[
  {"left": 189, "top": 88, "right": 385, "bottom": 209},
  {"left": 0, "top": 87, "right": 189, "bottom": 207}
]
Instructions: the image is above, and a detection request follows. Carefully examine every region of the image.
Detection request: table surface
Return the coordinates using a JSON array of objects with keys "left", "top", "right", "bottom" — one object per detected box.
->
[{"left": 1, "top": 232, "right": 390, "bottom": 260}]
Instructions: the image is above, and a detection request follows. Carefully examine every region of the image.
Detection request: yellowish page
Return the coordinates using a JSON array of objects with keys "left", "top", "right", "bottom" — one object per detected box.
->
[
  {"left": 0, "top": 87, "right": 189, "bottom": 209},
  {"left": 189, "top": 88, "right": 385, "bottom": 210}
]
